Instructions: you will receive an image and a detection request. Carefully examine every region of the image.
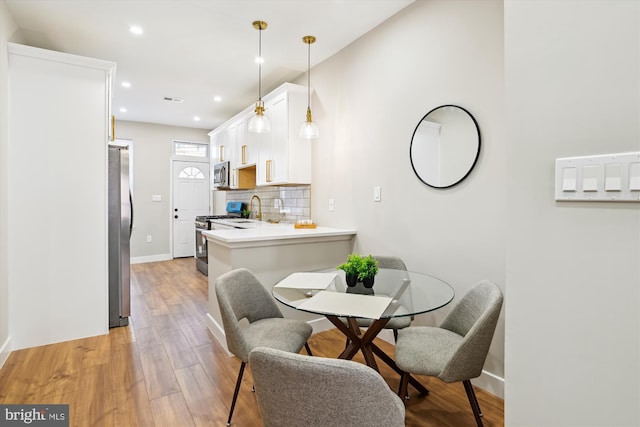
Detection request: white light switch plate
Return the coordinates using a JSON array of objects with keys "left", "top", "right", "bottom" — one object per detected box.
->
[
  {"left": 373, "top": 186, "right": 381, "bottom": 202},
  {"left": 555, "top": 152, "right": 640, "bottom": 202}
]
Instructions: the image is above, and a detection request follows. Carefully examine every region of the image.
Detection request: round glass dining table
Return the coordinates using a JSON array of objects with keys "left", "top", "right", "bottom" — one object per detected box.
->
[
  {"left": 272, "top": 268, "right": 455, "bottom": 394},
  {"left": 272, "top": 268, "right": 455, "bottom": 320}
]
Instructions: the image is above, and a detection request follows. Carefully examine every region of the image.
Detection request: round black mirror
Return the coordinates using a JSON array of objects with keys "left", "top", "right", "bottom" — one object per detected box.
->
[{"left": 409, "top": 105, "right": 481, "bottom": 189}]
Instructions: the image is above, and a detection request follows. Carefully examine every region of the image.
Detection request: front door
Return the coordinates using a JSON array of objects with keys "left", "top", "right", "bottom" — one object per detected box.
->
[{"left": 172, "top": 161, "right": 210, "bottom": 258}]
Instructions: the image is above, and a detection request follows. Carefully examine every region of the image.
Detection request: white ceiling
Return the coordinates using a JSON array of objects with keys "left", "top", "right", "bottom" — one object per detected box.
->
[{"left": 5, "top": 0, "right": 414, "bottom": 130}]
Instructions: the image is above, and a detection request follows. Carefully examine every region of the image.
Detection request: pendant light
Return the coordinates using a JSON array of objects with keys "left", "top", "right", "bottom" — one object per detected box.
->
[
  {"left": 299, "top": 35, "right": 319, "bottom": 139},
  {"left": 248, "top": 20, "right": 270, "bottom": 133}
]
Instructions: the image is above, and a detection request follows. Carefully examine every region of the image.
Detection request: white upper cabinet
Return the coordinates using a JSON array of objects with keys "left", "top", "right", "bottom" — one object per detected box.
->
[
  {"left": 209, "top": 82, "right": 311, "bottom": 189},
  {"left": 255, "top": 83, "right": 311, "bottom": 186},
  {"left": 234, "top": 116, "right": 256, "bottom": 168},
  {"left": 210, "top": 118, "right": 237, "bottom": 188}
]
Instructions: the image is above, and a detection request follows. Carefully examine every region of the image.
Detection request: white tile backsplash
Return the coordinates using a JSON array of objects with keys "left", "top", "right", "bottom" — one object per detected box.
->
[{"left": 224, "top": 185, "right": 312, "bottom": 223}]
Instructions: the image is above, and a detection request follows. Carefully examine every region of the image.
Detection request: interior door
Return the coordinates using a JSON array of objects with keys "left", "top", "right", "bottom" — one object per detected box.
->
[{"left": 173, "top": 161, "right": 210, "bottom": 258}]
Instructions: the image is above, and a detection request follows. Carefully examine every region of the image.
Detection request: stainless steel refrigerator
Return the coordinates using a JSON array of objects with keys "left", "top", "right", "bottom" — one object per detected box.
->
[{"left": 108, "top": 144, "right": 132, "bottom": 327}]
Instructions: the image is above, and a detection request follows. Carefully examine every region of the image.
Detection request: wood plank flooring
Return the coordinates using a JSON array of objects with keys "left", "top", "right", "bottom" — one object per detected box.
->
[{"left": 0, "top": 258, "right": 504, "bottom": 426}]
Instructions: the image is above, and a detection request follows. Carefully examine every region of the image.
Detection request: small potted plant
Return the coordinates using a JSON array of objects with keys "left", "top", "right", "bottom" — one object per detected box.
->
[
  {"left": 358, "top": 255, "right": 379, "bottom": 288},
  {"left": 337, "top": 253, "right": 362, "bottom": 287},
  {"left": 337, "top": 254, "right": 378, "bottom": 288}
]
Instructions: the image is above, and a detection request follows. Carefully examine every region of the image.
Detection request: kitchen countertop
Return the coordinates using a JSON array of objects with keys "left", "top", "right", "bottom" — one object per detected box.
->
[{"left": 203, "top": 220, "right": 357, "bottom": 249}]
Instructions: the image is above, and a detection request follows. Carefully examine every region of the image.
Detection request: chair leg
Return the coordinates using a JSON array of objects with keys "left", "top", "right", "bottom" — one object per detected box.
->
[
  {"left": 304, "top": 342, "right": 313, "bottom": 356},
  {"left": 227, "top": 362, "right": 246, "bottom": 426},
  {"left": 463, "top": 380, "right": 484, "bottom": 427},
  {"left": 393, "top": 329, "right": 398, "bottom": 342},
  {"left": 398, "top": 371, "right": 410, "bottom": 402}
]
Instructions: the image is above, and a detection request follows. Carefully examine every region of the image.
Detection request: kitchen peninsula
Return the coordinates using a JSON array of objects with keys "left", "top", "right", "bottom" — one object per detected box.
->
[{"left": 203, "top": 222, "right": 356, "bottom": 352}]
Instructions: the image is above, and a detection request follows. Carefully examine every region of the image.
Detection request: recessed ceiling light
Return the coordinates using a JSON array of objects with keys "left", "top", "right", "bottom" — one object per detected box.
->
[
  {"left": 214, "top": 96, "right": 222, "bottom": 102},
  {"left": 254, "top": 56, "right": 264, "bottom": 64},
  {"left": 120, "top": 107, "right": 127, "bottom": 113},
  {"left": 129, "top": 26, "right": 143, "bottom": 35},
  {"left": 121, "top": 81, "right": 131, "bottom": 88},
  {"left": 193, "top": 116, "right": 201, "bottom": 121}
]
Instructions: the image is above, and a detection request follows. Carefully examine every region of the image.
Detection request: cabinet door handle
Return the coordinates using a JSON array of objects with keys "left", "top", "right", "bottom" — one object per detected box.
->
[
  {"left": 242, "top": 145, "right": 247, "bottom": 165},
  {"left": 111, "top": 115, "right": 115, "bottom": 141},
  {"left": 219, "top": 145, "right": 225, "bottom": 162},
  {"left": 266, "top": 159, "right": 272, "bottom": 182}
]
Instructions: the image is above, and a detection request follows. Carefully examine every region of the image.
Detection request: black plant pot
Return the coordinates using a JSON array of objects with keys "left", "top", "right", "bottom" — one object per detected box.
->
[
  {"left": 362, "top": 276, "right": 375, "bottom": 288},
  {"left": 345, "top": 274, "right": 358, "bottom": 287}
]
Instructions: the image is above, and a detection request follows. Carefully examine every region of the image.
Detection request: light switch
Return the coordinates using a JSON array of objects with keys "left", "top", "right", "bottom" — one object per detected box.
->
[
  {"left": 373, "top": 186, "right": 381, "bottom": 202},
  {"left": 556, "top": 152, "right": 640, "bottom": 202},
  {"left": 630, "top": 162, "right": 640, "bottom": 191},
  {"left": 152, "top": 195, "right": 162, "bottom": 202},
  {"left": 582, "top": 165, "right": 599, "bottom": 192},
  {"left": 562, "top": 167, "right": 577, "bottom": 191},
  {"left": 605, "top": 163, "right": 622, "bottom": 191}
]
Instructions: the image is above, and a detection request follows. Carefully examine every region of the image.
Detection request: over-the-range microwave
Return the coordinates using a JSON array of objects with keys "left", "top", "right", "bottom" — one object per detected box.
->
[{"left": 213, "top": 161, "right": 230, "bottom": 189}]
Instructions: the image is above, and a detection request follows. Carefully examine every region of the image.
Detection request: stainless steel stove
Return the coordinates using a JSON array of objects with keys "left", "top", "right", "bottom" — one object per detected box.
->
[{"left": 194, "top": 202, "right": 244, "bottom": 275}]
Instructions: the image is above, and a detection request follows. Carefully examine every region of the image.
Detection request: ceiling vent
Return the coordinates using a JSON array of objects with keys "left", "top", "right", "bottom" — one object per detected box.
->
[{"left": 163, "top": 96, "right": 184, "bottom": 103}]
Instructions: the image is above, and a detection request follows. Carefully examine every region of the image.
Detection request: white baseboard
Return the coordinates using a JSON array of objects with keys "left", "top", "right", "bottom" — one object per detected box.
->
[
  {"left": 205, "top": 312, "right": 233, "bottom": 357},
  {"left": 308, "top": 317, "right": 333, "bottom": 334},
  {"left": 0, "top": 335, "right": 11, "bottom": 370},
  {"left": 130, "top": 254, "right": 172, "bottom": 264},
  {"left": 474, "top": 368, "right": 504, "bottom": 399}
]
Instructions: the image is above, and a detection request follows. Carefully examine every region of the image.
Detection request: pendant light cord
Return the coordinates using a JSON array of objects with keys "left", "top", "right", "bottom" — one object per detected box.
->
[
  {"left": 307, "top": 40, "right": 311, "bottom": 108},
  {"left": 258, "top": 26, "right": 262, "bottom": 102}
]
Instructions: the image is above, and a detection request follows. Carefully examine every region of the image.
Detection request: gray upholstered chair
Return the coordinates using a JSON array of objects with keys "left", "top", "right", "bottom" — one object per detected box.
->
[
  {"left": 345, "top": 256, "right": 412, "bottom": 342},
  {"left": 249, "top": 347, "right": 406, "bottom": 427},
  {"left": 394, "top": 280, "right": 503, "bottom": 427},
  {"left": 215, "top": 268, "right": 313, "bottom": 426}
]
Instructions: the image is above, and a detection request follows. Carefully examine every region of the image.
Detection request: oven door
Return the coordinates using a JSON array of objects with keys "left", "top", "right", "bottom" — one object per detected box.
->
[
  {"left": 195, "top": 224, "right": 208, "bottom": 275},
  {"left": 213, "top": 161, "right": 230, "bottom": 189}
]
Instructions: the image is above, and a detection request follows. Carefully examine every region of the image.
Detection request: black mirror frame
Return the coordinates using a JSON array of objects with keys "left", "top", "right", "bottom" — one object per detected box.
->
[{"left": 409, "top": 104, "right": 481, "bottom": 189}]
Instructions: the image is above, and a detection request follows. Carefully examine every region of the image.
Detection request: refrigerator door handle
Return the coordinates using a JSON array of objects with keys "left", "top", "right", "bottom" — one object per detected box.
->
[{"left": 129, "top": 190, "right": 134, "bottom": 238}]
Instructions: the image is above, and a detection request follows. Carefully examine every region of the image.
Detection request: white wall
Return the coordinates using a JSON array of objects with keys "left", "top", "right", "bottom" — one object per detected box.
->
[
  {"left": 115, "top": 120, "right": 209, "bottom": 262},
  {"left": 306, "top": 0, "right": 506, "bottom": 395},
  {"left": 0, "top": 0, "right": 19, "bottom": 366},
  {"left": 504, "top": 1, "right": 640, "bottom": 426}
]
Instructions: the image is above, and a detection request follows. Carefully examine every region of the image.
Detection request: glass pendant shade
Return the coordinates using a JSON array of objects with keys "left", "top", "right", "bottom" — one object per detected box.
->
[
  {"left": 249, "top": 21, "right": 270, "bottom": 134},
  {"left": 299, "top": 107, "right": 319, "bottom": 139},
  {"left": 249, "top": 100, "right": 271, "bottom": 133},
  {"left": 301, "top": 35, "right": 319, "bottom": 140}
]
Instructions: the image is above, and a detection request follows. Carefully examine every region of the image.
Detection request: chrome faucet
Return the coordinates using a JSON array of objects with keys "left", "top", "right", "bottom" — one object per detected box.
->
[{"left": 250, "top": 195, "right": 262, "bottom": 220}]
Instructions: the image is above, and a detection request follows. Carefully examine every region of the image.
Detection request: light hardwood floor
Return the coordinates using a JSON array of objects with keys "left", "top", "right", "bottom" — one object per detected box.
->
[{"left": 0, "top": 258, "right": 504, "bottom": 426}]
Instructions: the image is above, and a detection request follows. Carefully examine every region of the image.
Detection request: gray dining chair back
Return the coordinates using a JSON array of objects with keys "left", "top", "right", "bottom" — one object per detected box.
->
[
  {"left": 249, "top": 347, "right": 406, "bottom": 427},
  {"left": 375, "top": 255, "right": 407, "bottom": 271},
  {"left": 352, "top": 255, "right": 412, "bottom": 339},
  {"left": 438, "top": 280, "right": 503, "bottom": 382},
  {"left": 215, "top": 268, "right": 313, "bottom": 425},
  {"left": 395, "top": 280, "right": 503, "bottom": 427}
]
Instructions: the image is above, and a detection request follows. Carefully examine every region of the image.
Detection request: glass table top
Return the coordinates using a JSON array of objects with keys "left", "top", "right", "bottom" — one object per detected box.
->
[{"left": 272, "top": 268, "right": 455, "bottom": 319}]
